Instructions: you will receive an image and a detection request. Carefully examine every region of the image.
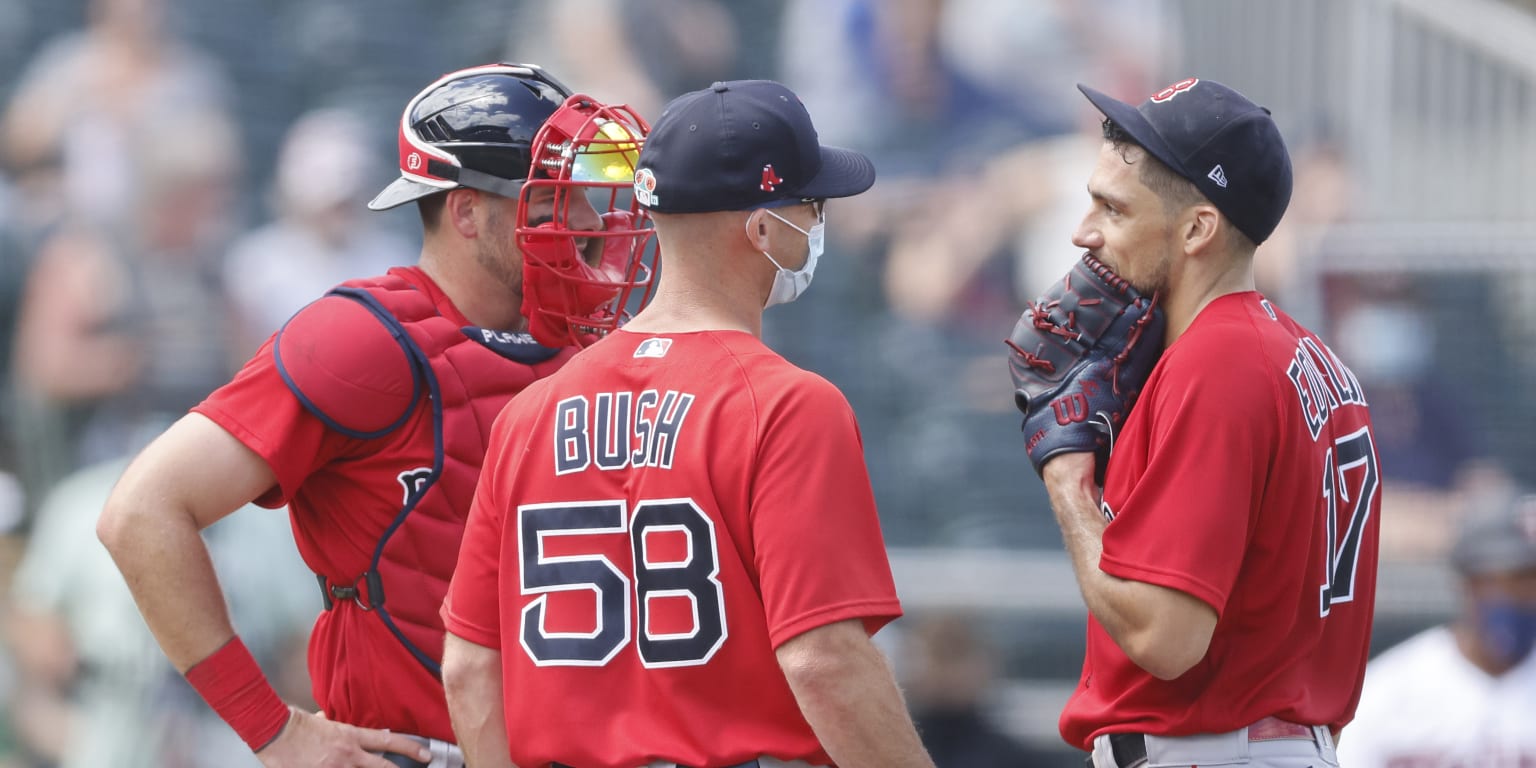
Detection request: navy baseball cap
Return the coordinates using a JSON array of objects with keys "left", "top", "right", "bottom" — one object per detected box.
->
[
  {"left": 632, "top": 80, "right": 875, "bottom": 213},
  {"left": 1078, "top": 78, "right": 1293, "bottom": 245},
  {"left": 1452, "top": 493, "right": 1536, "bottom": 577}
]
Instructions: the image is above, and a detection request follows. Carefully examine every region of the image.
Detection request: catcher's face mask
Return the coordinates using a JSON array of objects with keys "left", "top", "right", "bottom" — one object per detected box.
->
[{"left": 517, "top": 95, "right": 658, "bottom": 347}]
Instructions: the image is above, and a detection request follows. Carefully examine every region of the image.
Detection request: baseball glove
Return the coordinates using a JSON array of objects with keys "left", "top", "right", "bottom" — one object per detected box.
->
[{"left": 1007, "top": 254, "right": 1165, "bottom": 477}]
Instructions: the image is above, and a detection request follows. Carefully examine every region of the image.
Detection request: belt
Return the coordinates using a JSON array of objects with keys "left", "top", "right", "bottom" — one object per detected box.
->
[
  {"left": 317, "top": 571, "right": 385, "bottom": 611},
  {"left": 1099, "top": 717, "right": 1319, "bottom": 768},
  {"left": 382, "top": 735, "right": 464, "bottom": 768}
]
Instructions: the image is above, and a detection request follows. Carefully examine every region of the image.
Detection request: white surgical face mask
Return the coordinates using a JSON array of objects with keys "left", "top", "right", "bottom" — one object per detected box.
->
[{"left": 757, "top": 209, "right": 824, "bottom": 308}]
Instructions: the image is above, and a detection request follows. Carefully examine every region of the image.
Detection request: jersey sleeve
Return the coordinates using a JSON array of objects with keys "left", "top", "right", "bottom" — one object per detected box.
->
[
  {"left": 443, "top": 404, "right": 520, "bottom": 649},
  {"left": 749, "top": 373, "right": 902, "bottom": 648},
  {"left": 1098, "top": 335, "right": 1281, "bottom": 614},
  {"left": 192, "top": 295, "right": 416, "bottom": 507}
]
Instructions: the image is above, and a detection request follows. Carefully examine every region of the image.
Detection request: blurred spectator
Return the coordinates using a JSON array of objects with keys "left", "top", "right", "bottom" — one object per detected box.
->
[
  {"left": 768, "top": 1, "right": 1166, "bottom": 548},
  {"left": 1337, "top": 490, "right": 1536, "bottom": 767},
  {"left": 506, "top": 0, "right": 770, "bottom": 121},
  {"left": 901, "top": 613, "right": 1073, "bottom": 767},
  {"left": 0, "top": 191, "right": 30, "bottom": 535},
  {"left": 1333, "top": 280, "right": 1515, "bottom": 560},
  {"left": 780, "top": 0, "right": 1166, "bottom": 176},
  {"left": 1253, "top": 135, "right": 1353, "bottom": 310},
  {"left": 5, "top": 457, "right": 315, "bottom": 768},
  {"left": 865, "top": 0, "right": 1171, "bottom": 325},
  {"left": 8, "top": 107, "right": 241, "bottom": 516},
  {"left": 222, "top": 108, "right": 413, "bottom": 355},
  {"left": 0, "top": 0, "right": 230, "bottom": 236}
]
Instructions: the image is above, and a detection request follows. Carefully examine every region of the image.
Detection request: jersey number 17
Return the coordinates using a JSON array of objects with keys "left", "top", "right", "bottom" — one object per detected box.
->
[{"left": 1318, "top": 426, "right": 1379, "bottom": 617}]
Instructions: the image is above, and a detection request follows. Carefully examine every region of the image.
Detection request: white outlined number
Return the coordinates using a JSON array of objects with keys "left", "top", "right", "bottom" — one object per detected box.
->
[
  {"left": 1319, "top": 427, "right": 1379, "bottom": 617},
  {"left": 518, "top": 498, "right": 727, "bottom": 667}
]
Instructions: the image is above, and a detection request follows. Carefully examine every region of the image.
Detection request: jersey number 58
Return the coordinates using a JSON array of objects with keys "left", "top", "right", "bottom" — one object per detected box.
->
[{"left": 517, "top": 499, "right": 727, "bottom": 668}]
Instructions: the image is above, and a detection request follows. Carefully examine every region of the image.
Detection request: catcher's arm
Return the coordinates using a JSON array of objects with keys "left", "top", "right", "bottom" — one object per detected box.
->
[
  {"left": 1006, "top": 254, "right": 1165, "bottom": 477},
  {"left": 97, "top": 414, "right": 430, "bottom": 766},
  {"left": 97, "top": 413, "right": 273, "bottom": 671}
]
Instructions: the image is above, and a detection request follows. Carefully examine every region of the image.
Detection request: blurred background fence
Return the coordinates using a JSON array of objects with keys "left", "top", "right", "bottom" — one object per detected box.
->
[{"left": 0, "top": 0, "right": 1531, "bottom": 765}]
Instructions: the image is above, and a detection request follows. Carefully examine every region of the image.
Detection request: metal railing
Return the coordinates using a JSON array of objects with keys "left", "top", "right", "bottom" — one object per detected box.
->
[
  {"left": 890, "top": 548, "right": 1458, "bottom": 618},
  {"left": 1164, "top": 0, "right": 1536, "bottom": 229}
]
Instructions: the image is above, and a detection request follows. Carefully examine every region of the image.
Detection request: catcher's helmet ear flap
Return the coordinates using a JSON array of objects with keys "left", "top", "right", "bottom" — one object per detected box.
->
[{"left": 368, "top": 63, "right": 574, "bottom": 211}]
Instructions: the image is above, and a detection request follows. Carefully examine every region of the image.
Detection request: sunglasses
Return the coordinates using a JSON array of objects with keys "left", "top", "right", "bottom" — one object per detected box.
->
[{"left": 757, "top": 197, "right": 826, "bottom": 221}]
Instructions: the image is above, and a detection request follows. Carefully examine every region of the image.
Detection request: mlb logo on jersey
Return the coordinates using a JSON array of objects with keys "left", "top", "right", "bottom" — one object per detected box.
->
[{"left": 634, "top": 338, "right": 672, "bottom": 358}]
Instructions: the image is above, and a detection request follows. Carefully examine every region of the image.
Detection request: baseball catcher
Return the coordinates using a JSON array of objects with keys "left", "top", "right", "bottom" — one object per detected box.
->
[{"left": 1007, "top": 253, "right": 1165, "bottom": 477}]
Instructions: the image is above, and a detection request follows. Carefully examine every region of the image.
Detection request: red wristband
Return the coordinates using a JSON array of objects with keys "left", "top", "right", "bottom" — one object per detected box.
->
[{"left": 183, "top": 636, "right": 291, "bottom": 752}]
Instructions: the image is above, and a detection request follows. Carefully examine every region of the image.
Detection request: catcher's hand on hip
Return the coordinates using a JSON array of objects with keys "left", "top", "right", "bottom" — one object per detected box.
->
[
  {"left": 256, "top": 707, "right": 431, "bottom": 768},
  {"left": 1006, "top": 253, "right": 1165, "bottom": 478}
]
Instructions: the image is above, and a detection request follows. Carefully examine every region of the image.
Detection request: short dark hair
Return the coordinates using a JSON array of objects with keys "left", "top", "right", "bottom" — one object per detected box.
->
[
  {"left": 1102, "top": 118, "right": 1254, "bottom": 252},
  {"left": 417, "top": 191, "right": 447, "bottom": 233}
]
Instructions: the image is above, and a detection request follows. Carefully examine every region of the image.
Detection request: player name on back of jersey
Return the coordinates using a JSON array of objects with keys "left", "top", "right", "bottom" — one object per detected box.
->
[
  {"left": 553, "top": 390, "right": 696, "bottom": 475},
  {"left": 1284, "top": 336, "right": 1366, "bottom": 441}
]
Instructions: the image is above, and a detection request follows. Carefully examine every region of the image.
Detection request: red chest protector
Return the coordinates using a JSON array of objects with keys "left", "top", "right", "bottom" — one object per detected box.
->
[{"left": 279, "top": 273, "right": 573, "bottom": 677}]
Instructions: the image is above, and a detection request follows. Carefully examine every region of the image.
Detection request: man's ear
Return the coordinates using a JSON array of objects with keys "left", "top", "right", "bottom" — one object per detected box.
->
[
  {"left": 1183, "top": 204, "right": 1221, "bottom": 256},
  {"left": 743, "top": 209, "right": 772, "bottom": 251},
  {"left": 446, "top": 188, "right": 480, "bottom": 239}
]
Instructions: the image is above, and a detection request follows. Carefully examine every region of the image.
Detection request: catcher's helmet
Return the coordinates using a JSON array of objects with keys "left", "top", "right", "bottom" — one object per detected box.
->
[{"left": 368, "top": 63, "right": 573, "bottom": 211}]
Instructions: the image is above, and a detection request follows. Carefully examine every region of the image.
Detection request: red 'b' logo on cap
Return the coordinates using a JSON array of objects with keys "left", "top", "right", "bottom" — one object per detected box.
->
[
  {"left": 1151, "top": 78, "right": 1199, "bottom": 103},
  {"left": 761, "top": 164, "right": 783, "bottom": 192}
]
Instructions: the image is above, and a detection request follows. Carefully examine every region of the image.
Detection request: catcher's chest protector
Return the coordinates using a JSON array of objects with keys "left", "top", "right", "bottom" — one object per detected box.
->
[{"left": 290, "top": 275, "right": 573, "bottom": 676}]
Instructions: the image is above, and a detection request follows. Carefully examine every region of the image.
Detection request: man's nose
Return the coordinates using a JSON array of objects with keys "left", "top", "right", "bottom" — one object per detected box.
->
[
  {"left": 565, "top": 192, "right": 603, "bottom": 233},
  {"left": 1071, "top": 216, "right": 1101, "bottom": 250}
]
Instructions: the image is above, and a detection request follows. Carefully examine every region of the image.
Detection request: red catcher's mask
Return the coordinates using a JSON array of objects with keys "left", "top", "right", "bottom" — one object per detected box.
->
[{"left": 517, "top": 95, "right": 657, "bottom": 347}]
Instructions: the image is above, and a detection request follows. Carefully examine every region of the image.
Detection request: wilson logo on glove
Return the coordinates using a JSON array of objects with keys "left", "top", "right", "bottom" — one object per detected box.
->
[{"left": 1052, "top": 392, "right": 1089, "bottom": 425}]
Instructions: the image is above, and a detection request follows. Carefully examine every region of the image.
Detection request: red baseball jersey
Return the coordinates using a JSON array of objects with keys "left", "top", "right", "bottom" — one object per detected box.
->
[
  {"left": 1060, "top": 292, "right": 1381, "bottom": 749},
  {"left": 195, "top": 266, "right": 476, "bottom": 742},
  {"left": 444, "top": 329, "right": 903, "bottom": 768}
]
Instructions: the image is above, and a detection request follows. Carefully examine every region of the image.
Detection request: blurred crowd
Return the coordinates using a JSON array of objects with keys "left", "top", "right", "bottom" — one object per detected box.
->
[{"left": 0, "top": 0, "right": 1531, "bottom": 766}]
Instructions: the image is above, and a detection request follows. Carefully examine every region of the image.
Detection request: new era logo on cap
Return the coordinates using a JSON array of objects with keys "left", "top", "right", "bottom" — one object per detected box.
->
[
  {"left": 633, "top": 80, "right": 875, "bottom": 213},
  {"left": 1208, "top": 164, "right": 1228, "bottom": 188}
]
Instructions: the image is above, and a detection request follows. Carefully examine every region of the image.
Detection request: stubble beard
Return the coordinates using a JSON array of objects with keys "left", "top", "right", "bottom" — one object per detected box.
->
[
  {"left": 474, "top": 203, "right": 524, "bottom": 297},
  {"left": 1139, "top": 247, "right": 1172, "bottom": 295},
  {"left": 1122, "top": 225, "right": 1175, "bottom": 296}
]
